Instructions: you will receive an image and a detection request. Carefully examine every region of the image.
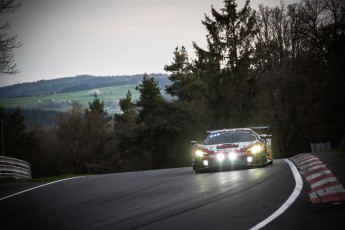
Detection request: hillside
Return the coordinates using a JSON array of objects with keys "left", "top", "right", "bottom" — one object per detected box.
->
[
  {"left": 0, "top": 74, "right": 170, "bottom": 99},
  {"left": 0, "top": 74, "right": 172, "bottom": 123}
]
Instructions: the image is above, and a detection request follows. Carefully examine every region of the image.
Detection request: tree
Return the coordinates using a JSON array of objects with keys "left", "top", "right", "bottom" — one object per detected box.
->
[
  {"left": 56, "top": 102, "right": 86, "bottom": 173},
  {"left": 112, "top": 74, "right": 196, "bottom": 169},
  {"left": 135, "top": 74, "right": 164, "bottom": 123},
  {"left": 88, "top": 94, "right": 107, "bottom": 115},
  {"left": 193, "top": 0, "right": 258, "bottom": 127},
  {"left": 0, "top": 106, "right": 28, "bottom": 159},
  {"left": 0, "top": 0, "right": 21, "bottom": 75},
  {"left": 251, "top": 0, "right": 345, "bottom": 157},
  {"left": 26, "top": 124, "right": 60, "bottom": 177},
  {"left": 114, "top": 90, "right": 136, "bottom": 132},
  {"left": 84, "top": 96, "right": 113, "bottom": 173},
  {"left": 164, "top": 46, "right": 207, "bottom": 102}
]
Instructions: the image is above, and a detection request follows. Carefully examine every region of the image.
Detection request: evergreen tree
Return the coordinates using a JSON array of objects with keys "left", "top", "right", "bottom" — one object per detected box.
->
[
  {"left": 193, "top": 0, "right": 257, "bottom": 127},
  {"left": 119, "top": 90, "right": 135, "bottom": 113},
  {"left": 164, "top": 46, "right": 207, "bottom": 102},
  {"left": 88, "top": 94, "right": 107, "bottom": 115},
  {"left": 135, "top": 74, "right": 164, "bottom": 123},
  {"left": 114, "top": 90, "right": 137, "bottom": 132}
]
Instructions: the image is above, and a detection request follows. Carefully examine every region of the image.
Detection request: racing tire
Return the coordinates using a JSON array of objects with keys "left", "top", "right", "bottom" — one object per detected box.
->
[
  {"left": 256, "top": 162, "right": 267, "bottom": 168},
  {"left": 254, "top": 156, "right": 267, "bottom": 168},
  {"left": 194, "top": 168, "right": 207, "bottom": 174}
]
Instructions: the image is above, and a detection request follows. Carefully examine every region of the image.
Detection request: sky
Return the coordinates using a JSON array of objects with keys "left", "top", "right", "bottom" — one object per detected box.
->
[{"left": 0, "top": 0, "right": 299, "bottom": 87}]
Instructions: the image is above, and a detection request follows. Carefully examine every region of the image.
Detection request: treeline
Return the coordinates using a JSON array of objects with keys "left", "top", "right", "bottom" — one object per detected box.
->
[
  {"left": 1, "top": 0, "right": 344, "bottom": 177},
  {"left": 171, "top": 0, "right": 344, "bottom": 157},
  {"left": 5, "top": 108, "right": 61, "bottom": 127},
  {"left": 0, "top": 78, "right": 198, "bottom": 177}
]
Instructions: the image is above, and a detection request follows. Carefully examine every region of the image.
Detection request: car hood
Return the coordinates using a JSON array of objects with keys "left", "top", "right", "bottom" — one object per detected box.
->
[{"left": 197, "top": 141, "right": 258, "bottom": 154}]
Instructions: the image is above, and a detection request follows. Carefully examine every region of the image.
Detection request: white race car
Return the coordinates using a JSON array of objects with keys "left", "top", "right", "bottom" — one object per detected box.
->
[{"left": 191, "top": 127, "right": 273, "bottom": 173}]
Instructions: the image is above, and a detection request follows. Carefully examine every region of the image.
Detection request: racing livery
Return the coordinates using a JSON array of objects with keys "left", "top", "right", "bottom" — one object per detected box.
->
[{"left": 192, "top": 127, "right": 273, "bottom": 173}]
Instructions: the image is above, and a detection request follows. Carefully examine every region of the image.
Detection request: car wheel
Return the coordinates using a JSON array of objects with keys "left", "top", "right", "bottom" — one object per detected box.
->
[
  {"left": 259, "top": 161, "right": 267, "bottom": 167},
  {"left": 256, "top": 158, "right": 267, "bottom": 168},
  {"left": 194, "top": 168, "right": 207, "bottom": 173}
]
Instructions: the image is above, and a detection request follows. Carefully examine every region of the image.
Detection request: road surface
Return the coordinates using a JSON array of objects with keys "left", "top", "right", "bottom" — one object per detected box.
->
[{"left": 0, "top": 159, "right": 336, "bottom": 230}]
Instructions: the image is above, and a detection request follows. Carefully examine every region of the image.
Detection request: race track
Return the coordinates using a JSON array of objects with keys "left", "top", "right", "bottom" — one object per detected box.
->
[{"left": 0, "top": 160, "right": 296, "bottom": 230}]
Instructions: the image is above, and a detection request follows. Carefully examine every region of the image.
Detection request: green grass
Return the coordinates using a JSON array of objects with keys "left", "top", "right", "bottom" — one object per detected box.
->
[{"left": 0, "top": 84, "right": 140, "bottom": 111}]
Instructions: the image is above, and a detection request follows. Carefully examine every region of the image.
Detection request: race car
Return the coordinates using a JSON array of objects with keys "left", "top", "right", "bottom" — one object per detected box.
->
[{"left": 191, "top": 127, "right": 273, "bottom": 173}]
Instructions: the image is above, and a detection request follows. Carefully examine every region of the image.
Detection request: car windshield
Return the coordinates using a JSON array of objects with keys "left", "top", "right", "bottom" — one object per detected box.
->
[{"left": 204, "top": 131, "right": 256, "bottom": 145}]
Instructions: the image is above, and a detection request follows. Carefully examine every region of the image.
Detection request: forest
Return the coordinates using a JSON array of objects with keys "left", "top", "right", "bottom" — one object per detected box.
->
[{"left": 1, "top": 0, "right": 344, "bottom": 178}]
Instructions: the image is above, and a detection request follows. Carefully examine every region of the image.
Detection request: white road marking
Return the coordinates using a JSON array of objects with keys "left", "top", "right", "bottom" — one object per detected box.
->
[
  {"left": 0, "top": 176, "right": 85, "bottom": 201},
  {"left": 250, "top": 159, "right": 303, "bottom": 230}
]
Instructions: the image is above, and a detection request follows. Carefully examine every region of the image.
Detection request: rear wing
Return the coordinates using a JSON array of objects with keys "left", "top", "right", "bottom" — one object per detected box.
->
[
  {"left": 250, "top": 125, "right": 269, "bottom": 130},
  {"left": 206, "top": 129, "right": 227, "bottom": 134},
  {"left": 250, "top": 125, "right": 272, "bottom": 139},
  {"left": 206, "top": 128, "right": 252, "bottom": 134},
  {"left": 205, "top": 126, "right": 270, "bottom": 134}
]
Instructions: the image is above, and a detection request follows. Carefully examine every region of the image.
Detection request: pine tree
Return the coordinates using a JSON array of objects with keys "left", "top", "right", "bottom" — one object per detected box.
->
[
  {"left": 135, "top": 74, "right": 163, "bottom": 123},
  {"left": 193, "top": 0, "right": 257, "bottom": 127},
  {"left": 88, "top": 94, "right": 106, "bottom": 115},
  {"left": 164, "top": 46, "right": 207, "bottom": 102},
  {"left": 114, "top": 90, "right": 136, "bottom": 131}
]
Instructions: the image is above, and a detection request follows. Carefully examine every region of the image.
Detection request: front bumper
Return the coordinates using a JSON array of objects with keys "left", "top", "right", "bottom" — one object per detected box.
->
[{"left": 192, "top": 153, "right": 266, "bottom": 171}]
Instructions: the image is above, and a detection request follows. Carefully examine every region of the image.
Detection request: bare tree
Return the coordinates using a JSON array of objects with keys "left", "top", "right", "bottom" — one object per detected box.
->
[{"left": 0, "top": 0, "right": 21, "bottom": 75}]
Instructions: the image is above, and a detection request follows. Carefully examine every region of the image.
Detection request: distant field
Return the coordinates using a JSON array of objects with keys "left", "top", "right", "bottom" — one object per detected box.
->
[{"left": 0, "top": 84, "right": 140, "bottom": 112}]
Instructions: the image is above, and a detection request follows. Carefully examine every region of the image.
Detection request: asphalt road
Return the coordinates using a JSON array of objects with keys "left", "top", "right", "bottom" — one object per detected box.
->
[{"left": 0, "top": 159, "right": 298, "bottom": 230}]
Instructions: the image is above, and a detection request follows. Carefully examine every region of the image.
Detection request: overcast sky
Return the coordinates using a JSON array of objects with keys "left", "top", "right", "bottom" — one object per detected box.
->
[{"left": 0, "top": 0, "right": 298, "bottom": 87}]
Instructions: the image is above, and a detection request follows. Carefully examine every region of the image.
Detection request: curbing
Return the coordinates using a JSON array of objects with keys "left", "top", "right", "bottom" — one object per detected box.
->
[{"left": 290, "top": 153, "right": 345, "bottom": 204}]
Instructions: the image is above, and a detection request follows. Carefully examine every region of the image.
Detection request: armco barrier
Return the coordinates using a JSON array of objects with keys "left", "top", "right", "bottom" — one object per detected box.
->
[
  {"left": 0, "top": 156, "right": 32, "bottom": 179},
  {"left": 310, "top": 142, "right": 331, "bottom": 153}
]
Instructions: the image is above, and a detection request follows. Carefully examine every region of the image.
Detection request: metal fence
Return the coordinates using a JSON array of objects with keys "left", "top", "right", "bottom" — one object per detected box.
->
[
  {"left": 310, "top": 142, "right": 331, "bottom": 153},
  {"left": 0, "top": 156, "right": 32, "bottom": 179}
]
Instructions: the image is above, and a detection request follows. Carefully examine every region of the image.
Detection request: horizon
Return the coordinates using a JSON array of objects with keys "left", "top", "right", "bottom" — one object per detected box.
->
[
  {"left": 0, "top": 72, "right": 169, "bottom": 88},
  {"left": 0, "top": 0, "right": 299, "bottom": 87}
]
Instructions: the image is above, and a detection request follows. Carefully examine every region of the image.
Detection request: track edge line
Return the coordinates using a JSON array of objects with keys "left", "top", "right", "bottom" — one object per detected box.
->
[{"left": 249, "top": 159, "right": 303, "bottom": 230}]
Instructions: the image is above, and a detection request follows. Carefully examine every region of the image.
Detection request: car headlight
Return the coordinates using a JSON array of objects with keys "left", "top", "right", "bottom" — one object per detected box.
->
[
  {"left": 217, "top": 153, "right": 225, "bottom": 161},
  {"left": 195, "top": 150, "right": 206, "bottom": 157},
  {"left": 229, "top": 152, "right": 237, "bottom": 160},
  {"left": 250, "top": 145, "right": 262, "bottom": 154}
]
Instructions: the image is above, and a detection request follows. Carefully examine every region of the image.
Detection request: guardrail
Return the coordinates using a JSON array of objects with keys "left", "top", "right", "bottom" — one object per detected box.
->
[
  {"left": 0, "top": 156, "right": 32, "bottom": 179},
  {"left": 310, "top": 142, "right": 331, "bottom": 153}
]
